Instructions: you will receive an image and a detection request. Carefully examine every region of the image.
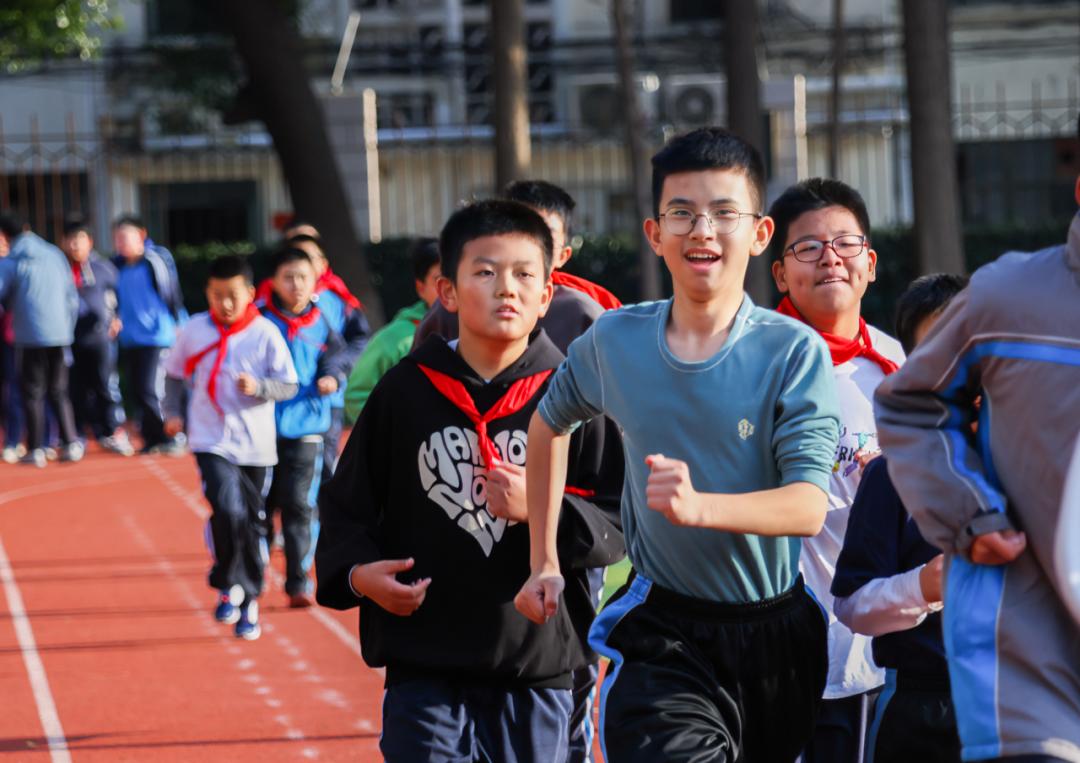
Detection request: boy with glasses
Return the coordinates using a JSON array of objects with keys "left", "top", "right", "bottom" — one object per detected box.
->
[
  {"left": 767, "top": 177, "right": 904, "bottom": 763},
  {"left": 517, "top": 127, "right": 840, "bottom": 762}
]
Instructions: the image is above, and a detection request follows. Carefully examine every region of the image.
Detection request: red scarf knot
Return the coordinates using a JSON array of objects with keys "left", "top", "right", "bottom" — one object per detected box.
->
[
  {"left": 776, "top": 296, "right": 898, "bottom": 375},
  {"left": 551, "top": 271, "right": 622, "bottom": 311},
  {"left": 183, "top": 304, "right": 262, "bottom": 416},
  {"left": 264, "top": 300, "right": 322, "bottom": 341},
  {"left": 417, "top": 364, "right": 553, "bottom": 470},
  {"left": 317, "top": 268, "right": 363, "bottom": 311}
]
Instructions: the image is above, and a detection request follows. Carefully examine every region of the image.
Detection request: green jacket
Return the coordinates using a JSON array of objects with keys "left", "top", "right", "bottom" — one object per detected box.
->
[{"left": 344, "top": 300, "right": 428, "bottom": 424}]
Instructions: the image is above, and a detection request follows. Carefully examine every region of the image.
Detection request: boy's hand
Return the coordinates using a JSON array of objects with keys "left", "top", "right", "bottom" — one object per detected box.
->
[
  {"left": 919, "top": 554, "right": 945, "bottom": 603},
  {"left": 163, "top": 417, "right": 184, "bottom": 438},
  {"left": 515, "top": 568, "right": 564, "bottom": 624},
  {"left": 108, "top": 317, "right": 122, "bottom": 338},
  {"left": 855, "top": 447, "right": 881, "bottom": 474},
  {"left": 645, "top": 454, "right": 706, "bottom": 526},
  {"left": 316, "top": 376, "right": 338, "bottom": 395},
  {"left": 969, "top": 530, "right": 1027, "bottom": 566},
  {"left": 350, "top": 558, "right": 432, "bottom": 616},
  {"left": 485, "top": 463, "right": 528, "bottom": 522},
  {"left": 236, "top": 372, "right": 259, "bottom": 396}
]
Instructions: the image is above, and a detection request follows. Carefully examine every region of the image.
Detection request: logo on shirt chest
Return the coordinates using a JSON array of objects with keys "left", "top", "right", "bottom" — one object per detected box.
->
[
  {"left": 416, "top": 426, "right": 527, "bottom": 556},
  {"left": 738, "top": 418, "right": 755, "bottom": 440}
]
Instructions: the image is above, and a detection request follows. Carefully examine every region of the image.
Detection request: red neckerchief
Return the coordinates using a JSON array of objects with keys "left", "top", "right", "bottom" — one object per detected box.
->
[
  {"left": 70, "top": 260, "right": 84, "bottom": 288},
  {"left": 264, "top": 300, "right": 322, "bottom": 341},
  {"left": 551, "top": 271, "right": 622, "bottom": 311},
  {"left": 254, "top": 278, "right": 274, "bottom": 305},
  {"left": 776, "top": 296, "right": 898, "bottom": 375},
  {"left": 317, "top": 268, "right": 363, "bottom": 311},
  {"left": 184, "top": 304, "right": 262, "bottom": 415},
  {"left": 417, "top": 364, "right": 553, "bottom": 469}
]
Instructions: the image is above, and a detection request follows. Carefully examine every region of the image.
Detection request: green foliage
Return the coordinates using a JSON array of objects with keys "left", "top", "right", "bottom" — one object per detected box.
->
[
  {"left": 0, "top": 0, "right": 121, "bottom": 72},
  {"left": 170, "top": 223, "right": 1070, "bottom": 327}
]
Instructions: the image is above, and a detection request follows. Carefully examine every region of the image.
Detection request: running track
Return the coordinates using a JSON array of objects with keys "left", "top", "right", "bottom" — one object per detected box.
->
[{"left": 0, "top": 447, "right": 384, "bottom": 761}]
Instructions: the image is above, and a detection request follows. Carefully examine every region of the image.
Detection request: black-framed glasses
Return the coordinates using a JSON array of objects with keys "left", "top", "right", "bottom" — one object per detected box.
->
[
  {"left": 658, "top": 208, "right": 763, "bottom": 236},
  {"left": 785, "top": 234, "right": 868, "bottom": 263}
]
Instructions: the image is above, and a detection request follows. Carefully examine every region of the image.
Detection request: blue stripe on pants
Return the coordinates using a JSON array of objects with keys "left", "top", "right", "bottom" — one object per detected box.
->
[
  {"left": 587, "top": 574, "right": 652, "bottom": 763},
  {"left": 865, "top": 669, "right": 897, "bottom": 763}
]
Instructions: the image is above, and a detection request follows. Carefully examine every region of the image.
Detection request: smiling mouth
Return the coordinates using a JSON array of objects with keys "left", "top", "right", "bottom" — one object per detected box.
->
[
  {"left": 684, "top": 250, "right": 721, "bottom": 263},
  {"left": 817, "top": 276, "right": 848, "bottom": 285}
]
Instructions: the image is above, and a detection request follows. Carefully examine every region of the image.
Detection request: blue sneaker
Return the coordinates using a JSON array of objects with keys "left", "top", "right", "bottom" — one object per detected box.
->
[
  {"left": 235, "top": 599, "right": 261, "bottom": 641},
  {"left": 213, "top": 585, "right": 243, "bottom": 625}
]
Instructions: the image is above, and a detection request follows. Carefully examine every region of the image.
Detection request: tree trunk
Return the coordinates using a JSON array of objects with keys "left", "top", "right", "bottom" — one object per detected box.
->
[
  {"left": 491, "top": 0, "right": 531, "bottom": 191},
  {"left": 219, "top": 0, "right": 385, "bottom": 325},
  {"left": 723, "top": 0, "right": 773, "bottom": 305},
  {"left": 829, "top": 0, "right": 846, "bottom": 178},
  {"left": 902, "top": 0, "right": 965, "bottom": 275},
  {"left": 612, "top": 0, "right": 662, "bottom": 302}
]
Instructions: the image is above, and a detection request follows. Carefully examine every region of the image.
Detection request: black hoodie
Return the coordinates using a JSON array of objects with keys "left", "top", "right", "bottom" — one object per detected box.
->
[{"left": 315, "top": 330, "right": 625, "bottom": 689}]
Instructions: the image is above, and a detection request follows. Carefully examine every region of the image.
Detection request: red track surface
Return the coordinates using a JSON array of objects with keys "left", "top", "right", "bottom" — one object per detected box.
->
[{"left": 0, "top": 448, "right": 384, "bottom": 762}]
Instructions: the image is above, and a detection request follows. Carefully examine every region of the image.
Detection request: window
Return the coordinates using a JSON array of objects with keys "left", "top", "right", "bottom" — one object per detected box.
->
[
  {"left": 140, "top": 181, "right": 257, "bottom": 246},
  {"left": 958, "top": 138, "right": 1078, "bottom": 225},
  {"left": 147, "top": 0, "right": 223, "bottom": 37},
  {"left": 670, "top": 0, "right": 722, "bottom": 23}
]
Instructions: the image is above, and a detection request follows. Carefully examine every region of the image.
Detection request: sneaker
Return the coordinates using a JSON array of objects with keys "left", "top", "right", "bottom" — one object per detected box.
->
[
  {"left": 1, "top": 444, "right": 25, "bottom": 464},
  {"left": 20, "top": 449, "right": 47, "bottom": 469},
  {"left": 145, "top": 437, "right": 188, "bottom": 457},
  {"left": 235, "top": 599, "right": 261, "bottom": 640},
  {"left": 60, "top": 441, "right": 85, "bottom": 463},
  {"left": 44, "top": 447, "right": 58, "bottom": 461},
  {"left": 288, "top": 591, "right": 314, "bottom": 609},
  {"left": 213, "top": 585, "right": 244, "bottom": 624},
  {"left": 100, "top": 432, "right": 135, "bottom": 457}
]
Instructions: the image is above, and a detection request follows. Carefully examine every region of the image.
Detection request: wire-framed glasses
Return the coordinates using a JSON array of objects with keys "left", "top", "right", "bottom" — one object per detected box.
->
[
  {"left": 658, "top": 208, "right": 763, "bottom": 236},
  {"left": 785, "top": 234, "right": 868, "bottom": 263}
]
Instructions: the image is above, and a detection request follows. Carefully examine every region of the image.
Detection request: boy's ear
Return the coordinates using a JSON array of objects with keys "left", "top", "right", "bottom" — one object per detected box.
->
[
  {"left": 771, "top": 259, "right": 789, "bottom": 293},
  {"left": 643, "top": 217, "right": 663, "bottom": 256},
  {"left": 866, "top": 247, "right": 878, "bottom": 283},
  {"left": 436, "top": 275, "right": 458, "bottom": 313},
  {"left": 246, "top": 283, "right": 256, "bottom": 300},
  {"left": 536, "top": 277, "right": 555, "bottom": 320},
  {"left": 749, "top": 215, "right": 775, "bottom": 259},
  {"left": 553, "top": 245, "right": 573, "bottom": 270}
]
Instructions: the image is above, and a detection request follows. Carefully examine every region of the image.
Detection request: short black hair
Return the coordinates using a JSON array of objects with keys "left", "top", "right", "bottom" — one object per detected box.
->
[
  {"left": 768, "top": 178, "right": 872, "bottom": 261},
  {"left": 894, "top": 273, "right": 969, "bottom": 354},
  {"left": 207, "top": 254, "right": 254, "bottom": 285},
  {"left": 271, "top": 247, "right": 314, "bottom": 274},
  {"left": 650, "top": 126, "right": 767, "bottom": 217},
  {"left": 409, "top": 237, "right": 440, "bottom": 281},
  {"left": 286, "top": 233, "right": 325, "bottom": 258},
  {"left": 0, "top": 211, "right": 27, "bottom": 239},
  {"left": 439, "top": 199, "right": 553, "bottom": 282},
  {"left": 503, "top": 180, "right": 576, "bottom": 238},
  {"left": 62, "top": 215, "right": 92, "bottom": 239},
  {"left": 112, "top": 214, "right": 146, "bottom": 230}
]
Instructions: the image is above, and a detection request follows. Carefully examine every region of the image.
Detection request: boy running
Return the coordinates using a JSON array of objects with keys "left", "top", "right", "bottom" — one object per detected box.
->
[
  {"left": 767, "top": 178, "right": 905, "bottom": 761},
  {"left": 163, "top": 256, "right": 298, "bottom": 639},
  {"left": 260, "top": 247, "right": 348, "bottom": 608},
  {"left": 316, "top": 200, "right": 624, "bottom": 762},
  {"left": 516, "top": 127, "right": 841, "bottom": 763}
]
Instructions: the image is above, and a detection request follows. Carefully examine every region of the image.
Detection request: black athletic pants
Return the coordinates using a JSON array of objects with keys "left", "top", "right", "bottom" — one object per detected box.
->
[
  {"left": 865, "top": 670, "right": 960, "bottom": 763},
  {"left": 266, "top": 436, "right": 323, "bottom": 596},
  {"left": 120, "top": 345, "right": 168, "bottom": 449},
  {"left": 17, "top": 346, "right": 78, "bottom": 450},
  {"left": 196, "top": 452, "right": 271, "bottom": 600},
  {"left": 589, "top": 573, "right": 827, "bottom": 763},
  {"left": 71, "top": 340, "right": 124, "bottom": 439}
]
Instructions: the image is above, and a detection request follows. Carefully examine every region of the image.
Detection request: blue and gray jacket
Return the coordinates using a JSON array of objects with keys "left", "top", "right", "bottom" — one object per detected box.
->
[
  {"left": 260, "top": 296, "right": 350, "bottom": 440},
  {"left": 72, "top": 252, "right": 119, "bottom": 347},
  {"left": 0, "top": 232, "right": 78, "bottom": 348}
]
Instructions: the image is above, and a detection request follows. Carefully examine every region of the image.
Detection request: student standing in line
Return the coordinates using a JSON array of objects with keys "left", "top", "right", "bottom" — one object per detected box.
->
[{"left": 112, "top": 215, "right": 187, "bottom": 454}]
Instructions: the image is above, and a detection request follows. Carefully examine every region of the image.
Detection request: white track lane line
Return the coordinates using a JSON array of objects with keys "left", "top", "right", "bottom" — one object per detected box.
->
[{"left": 0, "top": 536, "right": 72, "bottom": 763}]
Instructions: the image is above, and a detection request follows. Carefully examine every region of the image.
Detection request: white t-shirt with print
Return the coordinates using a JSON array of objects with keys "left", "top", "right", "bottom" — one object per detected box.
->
[
  {"left": 800, "top": 324, "right": 905, "bottom": 699},
  {"left": 164, "top": 312, "right": 297, "bottom": 467}
]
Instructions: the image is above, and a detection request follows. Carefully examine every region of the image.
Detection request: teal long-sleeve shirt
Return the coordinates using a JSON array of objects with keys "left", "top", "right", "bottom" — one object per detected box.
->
[{"left": 538, "top": 296, "right": 840, "bottom": 603}]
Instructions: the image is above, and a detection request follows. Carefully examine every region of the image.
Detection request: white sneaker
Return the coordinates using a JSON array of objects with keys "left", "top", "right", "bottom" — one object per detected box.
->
[
  {"left": 1, "top": 445, "right": 24, "bottom": 464},
  {"left": 20, "top": 449, "right": 47, "bottom": 468},
  {"left": 60, "top": 441, "right": 85, "bottom": 463},
  {"left": 100, "top": 432, "right": 135, "bottom": 457}
]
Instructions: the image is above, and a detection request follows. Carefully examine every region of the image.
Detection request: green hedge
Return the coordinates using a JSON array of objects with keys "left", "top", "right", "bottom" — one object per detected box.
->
[{"left": 173, "top": 222, "right": 1069, "bottom": 331}]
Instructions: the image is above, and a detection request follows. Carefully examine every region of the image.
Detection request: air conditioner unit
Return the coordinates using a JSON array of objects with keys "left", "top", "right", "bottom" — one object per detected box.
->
[
  {"left": 565, "top": 73, "right": 659, "bottom": 134},
  {"left": 664, "top": 75, "right": 725, "bottom": 127}
]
